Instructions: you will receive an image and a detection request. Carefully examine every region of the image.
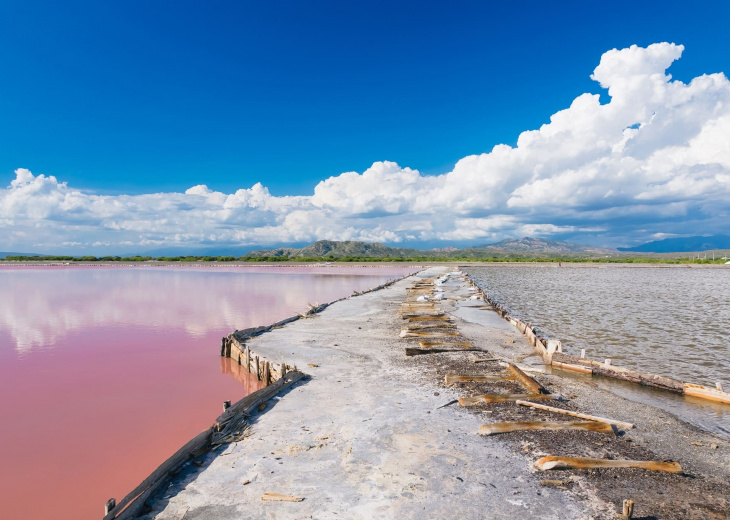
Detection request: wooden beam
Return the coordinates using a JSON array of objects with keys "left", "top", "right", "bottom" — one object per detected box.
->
[
  {"left": 479, "top": 420, "right": 614, "bottom": 436},
  {"left": 444, "top": 374, "right": 514, "bottom": 384},
  {"left": 419, "top": 341, "right": 471, "bottom": 348},
  {"left": 405, "top": 348, "right": 479, "bottom": 357},
  {"left": 551, "top": 360, "right": 592, "bottom": 374},
  {"left": 515, "top": 400, "right": 634, "bottom": 429},
  {"left": 506, "top": 362, "right": 547, "bottom": 394},
  {"left": 459, "top": 394, "right": 557, "bottom": 406},
  {"left": 683, "top": 383, "right": 730, "bottom": 404},
  {"left": 534, "top": 456, "right": 682, "bottom": 474}
]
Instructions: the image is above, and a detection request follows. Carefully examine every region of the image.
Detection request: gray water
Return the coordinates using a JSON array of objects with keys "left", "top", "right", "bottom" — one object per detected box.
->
[{"left": 465, "top": 264, "right": 730, "bottom": 437}]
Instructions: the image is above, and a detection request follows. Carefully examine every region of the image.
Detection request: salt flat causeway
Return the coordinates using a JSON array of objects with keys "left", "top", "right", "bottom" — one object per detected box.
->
[
  {"left": 465, "top": 264, "right": 730, "bottom": 436},
  {"left": 0, "top": 265, "right": 411, "bottom": 520}
]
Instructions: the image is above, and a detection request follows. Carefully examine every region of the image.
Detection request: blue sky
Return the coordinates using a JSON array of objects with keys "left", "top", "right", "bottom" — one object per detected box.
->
[{"left": 1, "top": 1, "right": 730, "bottom": 253}]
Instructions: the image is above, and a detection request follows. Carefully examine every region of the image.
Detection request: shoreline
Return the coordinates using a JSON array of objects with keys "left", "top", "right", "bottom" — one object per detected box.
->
[{"left": 126, "top": 267, "right": 727, "bottom": 519}]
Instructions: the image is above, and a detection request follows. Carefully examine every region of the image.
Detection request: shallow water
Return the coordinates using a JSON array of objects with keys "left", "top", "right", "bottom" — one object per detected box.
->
[
  {"left": 465, "top": 264, "right": 730, "bottom": 437},
  {"left": 0, "top": 265, "right": 412, "bottom": 520}
]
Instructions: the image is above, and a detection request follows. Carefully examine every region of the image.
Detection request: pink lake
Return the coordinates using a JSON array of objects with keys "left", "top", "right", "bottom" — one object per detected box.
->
[{"left": 0, "top": 265, "right": 413, "bottom": 520}]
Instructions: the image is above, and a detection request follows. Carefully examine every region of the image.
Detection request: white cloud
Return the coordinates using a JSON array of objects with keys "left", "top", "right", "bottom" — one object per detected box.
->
[{"left": 2, "top": 42, "right": 729, "bottom": 253}]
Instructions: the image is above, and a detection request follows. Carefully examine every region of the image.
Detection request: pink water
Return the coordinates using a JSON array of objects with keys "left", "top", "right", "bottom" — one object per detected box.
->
[{"left": 0, "top": 265, "right": 412, "bottom": 520}]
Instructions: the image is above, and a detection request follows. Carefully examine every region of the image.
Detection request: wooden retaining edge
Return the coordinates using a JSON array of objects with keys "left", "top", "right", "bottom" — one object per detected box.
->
[
  {"left": 103, "top": 371, "right": 305, "bottom": 520},
  {"left": 463, "top": 273, "right": 730, "bottom": 405}
]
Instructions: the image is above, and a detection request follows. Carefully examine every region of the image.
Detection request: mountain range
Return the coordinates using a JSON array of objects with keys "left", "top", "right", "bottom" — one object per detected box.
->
[{"left": 618, "top": 235, "right": 730, "bottom": 253}]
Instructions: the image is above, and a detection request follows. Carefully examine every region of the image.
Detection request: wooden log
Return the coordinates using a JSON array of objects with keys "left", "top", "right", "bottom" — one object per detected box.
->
[
  {"left": 261, "top": 493, "right": 304, "bottom": 502},
  {"left": 479, "top": 420, "right": 614, "bottom": 436},
  {"left": 405, "top": 348, "right": 480, "bottom": 357},
  {"left": 515, "top": 400, "right": 634, "bottom": 429},
  {"left": 400, "top": 331, "right": 460, "bottom": 338},
  {"left": 551, "top": 360, "right": 592, "bottom": 374},
  {"left": 506, "top": 362, "right": 547, "bottom": 394},
  {"left": 469, "top": 357, "right": 501, "bottom": 363},
  {"left": 444, "top": 374, "right": 514, "bottom": 384},
  {"left": 459, "top": 394, "right": 557, "bottom": 406},
  {"left": 534, "top": 456, "right": 682, "bottom": 474},
  {"left": 419, "top": 341, "right": 471, "bottom": 348},
  {"left": 552, "top": 352, "right": 684, "bottom": 393},
  {"left": 683, "top": 383, "right": 730, "bottom": 404}
]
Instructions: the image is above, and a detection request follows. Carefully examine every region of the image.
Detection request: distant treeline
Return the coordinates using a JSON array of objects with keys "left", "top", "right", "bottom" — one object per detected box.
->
[{"left": 2, "top": 255, "right": 727, "bottom": 264}]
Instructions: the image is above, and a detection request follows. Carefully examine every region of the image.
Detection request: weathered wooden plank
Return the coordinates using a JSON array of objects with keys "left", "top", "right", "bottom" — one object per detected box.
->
[
  {"left": 444, "top": 374, "right": 514, "bottom": 384},
  {"left": 418, "top": 341, "right": 471, "bottom": 348},
  {"left": 458, "top": 394, "right": 557, "bottom": 406},
  {"left": 515, "top": 400, "right": 634, "bottom": 429},
  {"left": 551, "top": 360, "right": 592, "bottom": 374},
  {"left": 479, "top": 420, "right": 615, "bottom": 436},
  {"left": 534, "top": 456, "right": 682, "bottom": 473},
  {"left": 405, "top": 348, "right": 480, "bottom": 357},
  {"left": 400, "top": 331, "right": 460, "bottom": 338},
  {"left": 506, "top": 362, "right": 547, "bottom": 394},
  {"left": 683, "top": 383, "right": 730, "bottom": 404}
]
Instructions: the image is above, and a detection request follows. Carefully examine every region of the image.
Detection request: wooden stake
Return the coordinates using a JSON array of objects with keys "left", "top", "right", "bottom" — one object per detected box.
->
[
  {"left": 105, "top": 498, "right": 116, "bottom": 515},
  {"left": 459, "top": 394, "right": 557, "bottom": 406},
  {"left": 506, "top": 362, "right": 547, "bottom": 394},
  {"left": 479, "top": 420, "right": 615, "bottom": 436},
  {"left": 245, "top": 347, "right": 250, "bottom": 373},
  {"left": 515, "top": 400, "right": 634, "bottom": 429},
  {"left": 580, "top": 349, "right": 586, "bottom": 359},
  {"left": 716, "top": 382, "right": 724, "bottom": 393},
  {"left": 620, "top": 499, "right": 634, "bottom": 519},
  {"left": 534, "top": 456, "right": 682, "bottom": 474},
  {"left": 223, "top": 400, "right": 231, "bottom": 411},
  {"left": 255, "top": 356, "right": 260, "bottom": 381},
  {"left": 444, "top": 374, "right": 514, "bottom": 384}
]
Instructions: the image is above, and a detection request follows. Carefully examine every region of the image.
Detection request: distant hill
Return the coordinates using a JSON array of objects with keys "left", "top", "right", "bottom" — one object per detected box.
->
[
  {"left": 470, "top": 237, "right": 617, "bottom": 256},
  {"left": 244, "top": 238, "right": 618, "bottom": 259},
  {"left": 245, "top": 240, "right": 424, "bottom": 258},
  {"left": 618, "top": 235, "right": 730, "bottom": 253}
]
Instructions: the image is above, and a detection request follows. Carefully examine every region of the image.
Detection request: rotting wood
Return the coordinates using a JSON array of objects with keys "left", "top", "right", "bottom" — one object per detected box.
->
[
  {"left": 469, "top": 357, "right": 502, "bottom": 363},
  {"left": 534, "top": 456, "right": 682, "bottom": 474},
  {"left": 458, "top": 394, "right": 557, "bottom": 406},
  {"left": 515, "top": 400, "right": 635, "bottom": 429},
  {"left": 506, "top": 362, "right": 547, "bottom": 394},
  {"left": 444, "top": 374, "right": 514, "bottom": 384},
  {"left": 400, "top": 312, "right": 446, "bottom": 319},
  {"left": 683, "top": 383, "right": 730, "bottom": 404},
  {"left": 405, "top": 348, "right": 481, "bottom": 357},
  {"left": 478, "top": 420, "right": 615, "bottom": 436},
  {"left": 261, "top": 493, "right": 305, "bottom": 502}
]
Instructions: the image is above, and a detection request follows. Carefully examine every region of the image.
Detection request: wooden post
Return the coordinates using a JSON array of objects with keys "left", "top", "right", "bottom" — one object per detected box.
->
[
  {"left": 717, "top": 382, "right": 725, "bottom": 393},
  {"left": 620, "top": 499, "right": 634, "bottom": 519},
  {"left": 255, "top": 356, "right": 260, "bottom": 381},
  {"left": 105, "top": 498, "right": 116, "bottom": 515},
  {"left": 580, "top": 349, "right": 586, "bottom": 359},
  {"left": 604, "top": 358, "right": 612, "bottom": 366},
  {"left": 221, "top": 338, "right": 226, "bottom": 357},
  {"left": 281, "top": 364, "right": 287, "bottom": 378},
  {"left": 245, "top": 347, "right": 250, "bottom": 373},
  {"left": 223, "top": 400, "right": 231, "bottom": 411}
]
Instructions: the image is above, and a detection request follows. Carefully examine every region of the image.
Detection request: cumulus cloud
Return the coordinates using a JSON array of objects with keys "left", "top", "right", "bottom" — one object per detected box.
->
[{"left": 2, "top": 42, "right": 729, "bottom": 253}]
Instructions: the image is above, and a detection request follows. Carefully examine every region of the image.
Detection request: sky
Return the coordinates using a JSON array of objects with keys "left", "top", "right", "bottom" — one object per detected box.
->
[{"left": 1, "top": 1, "right": 729, "bottom": 254}]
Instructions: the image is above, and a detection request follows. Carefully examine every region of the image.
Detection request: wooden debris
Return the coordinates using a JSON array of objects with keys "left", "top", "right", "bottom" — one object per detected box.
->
[
  {"left": 306, "top": 363, "right": 319, "bottom": 367},
  {"left": 534, "top": 456, "right": 682, "bottom": 474},
  {"left": 469, "top": 357, "right": 501, "bottom": 363},
  {"left": 619, "top": 499, "right": 634, "bottom": 520},
  {"left": 506, "top": 362, "right": 547, "bottom": 394},
  {"left": 400, "top": 331, "right": 460, "bottom": 338},
  {"left": 419, "top": 341, "right": 471, "bottom": 348},
  {"left": 683, "top": 383, "right": 730, "bottom": 404},
  {"left": 261, "top": 493, "right": 305, "bottom": 502},
  {"left": 478, "top": 420, "right": 615, "bottom": 436},
  {"left": 444, "top": 374, "right": 514, "bottom": 384},
  {"left": 551, "top": 360, "right": 592, "bottom": 374},
  {"left": 405, "top": 348, "right": 479, "bottom": 357},
  {"left": 459, "top": 394, "right": 557, "bottom": 406},
  {"left": 515, "top": 400, "right": 635, "bottom": 429}
]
